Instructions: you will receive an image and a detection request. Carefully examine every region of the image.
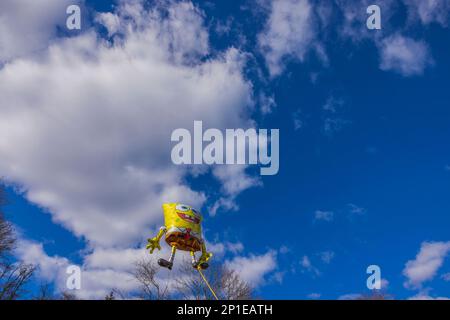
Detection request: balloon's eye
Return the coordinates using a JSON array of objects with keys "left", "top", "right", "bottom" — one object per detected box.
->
[
  {"left": 192, "top": 208, "right": 201, "bottom": 217},
  {"left": 176, "top": 204, "right": 190, "bottom": 212}
]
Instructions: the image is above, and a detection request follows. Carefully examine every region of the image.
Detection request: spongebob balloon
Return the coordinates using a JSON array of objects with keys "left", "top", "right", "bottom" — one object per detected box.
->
[{"left": 146, "top": 203, "right": 212, "bottom": 270}]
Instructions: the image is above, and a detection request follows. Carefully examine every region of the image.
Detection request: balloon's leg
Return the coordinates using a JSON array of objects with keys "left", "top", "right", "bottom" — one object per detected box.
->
[
  {"left": 190, "top": 251, "right": 198, "bottom": 268},
  {"left": 191, "top": 250, "right": 209, "bottom": 270},
  {"left": 158, "top": 246, "right": 176, "bottom": 270},
  {"left": 169, "top": 245, "right": 176, "bottom": 264},
  {"left": 198, "top": 243, "right": 210, "bottom": 270}
]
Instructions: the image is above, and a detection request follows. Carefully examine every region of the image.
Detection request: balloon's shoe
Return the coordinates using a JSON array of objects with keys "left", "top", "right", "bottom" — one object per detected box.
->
[
  {"left": 158, "top": 258, "right": 173, "bottom": 270},
  {"left": 192, "top": 262, "right": 209, "bottom": 270}
]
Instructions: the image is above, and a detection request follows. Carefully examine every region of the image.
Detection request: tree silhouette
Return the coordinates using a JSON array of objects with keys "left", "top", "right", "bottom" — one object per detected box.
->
[{"left": 0, "top": 186, "right": 35, "bottom": 300}]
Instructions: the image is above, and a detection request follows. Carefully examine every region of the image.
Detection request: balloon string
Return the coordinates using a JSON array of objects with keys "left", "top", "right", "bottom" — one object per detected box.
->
[{"left": 197, "top": 266, "right": 219, "bottom": 300}]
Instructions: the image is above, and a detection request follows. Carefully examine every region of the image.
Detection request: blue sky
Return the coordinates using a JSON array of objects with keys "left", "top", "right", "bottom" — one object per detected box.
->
[{"left": 1, "top": 0, "right": 450, "bottom": 299}]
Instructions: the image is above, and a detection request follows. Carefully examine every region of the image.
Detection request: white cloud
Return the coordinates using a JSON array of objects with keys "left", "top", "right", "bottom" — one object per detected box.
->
[
  {"left": 0, "top": 0, "right": 81, "bottom": 62},
  {"left": 206, "top": 240, "right": 244, "bottom": 258},
  {"left": 323, "top": 118, "right": 351, "bottom": 137},
  {"left": 403, "top": 241, "right": 450, "bottom": 288},
  {"left": 270, "top": 271, "right": 285, "bottom": 284},
  {"left": 348, "top": 203, "right": 366, "bottom": 215},
  {"left": 403, "top": 0, "right": 450, "bottom": 27},
  {"left": 335, "top": 1, "right": 438, "bottom": 77},
  {"left": 408, "top": 292, "right": 450, "bottom": 300},
  {"left": 319, "top": 251, "right": 335, "bottom": 264},
  {"left": 335, "top": 0, "right": 398, "bottom": 43},
  {"left": 323, "top": 96, "right": 344, "bottom": 113},
  {"left": 279, "top": 245, "right": 291, "bottom": 254},
  {"left": 15, "top": 240, "right": 70, "bottom": 283},
  {"left": 293, "top": 109, "right": 303, "bottom": 131},
  {"left": 209, "top": 165, "right": 262, "bottom": 216},
  {"left": 213, "top": 166, "right": 262, "bottom": 197},
  {"left": 95, "top": 12, "right": 121, "bottom": 37},
  {"left": 300, "top": 255, "right": 320, "bottom": 276},
  {"left": 300, "top": 255, "right": 312, "bottom": 268},
  {"left": 0, "top": 0, "right": 263, "bottom": 298},
  {"left": 225, "top": 250, "right": 278, "bottom": 287},
  {"left": 378, "top": 34, "right": 433, "bottom": 76},
  {"left": 226, "top": 242, "right": 245, "bottom": 254},
  {"left": 0, "top": 0, "right": 254, "bottom": 248},
  {"left": 442, "top": 273, "right": 450, "bottom": 281},
  {"left": 257, "top": 0, "right": 321, "bottom": 77},
  {"left": 314, "top": 210, "right": 334, "bottom": 222},
  {"left": 83, "top": 247, "right": 148, "bottom": 272},
  {"left": 259, "top": 92, "right": 277, "bottom": 115},
  {"left": 16, "top": 239, "right": 153, "bottom": 299},
  {"left": 307, "top": 292, "right": 321, "bottom": 299},
  {"left": 338, "top": 293, "right": 361, "bottom": 300},
  {"left": 208, "top": 197, "right": 239, "bottom": 217},
  {"left": 18, "top": 235, "right": 255, "bottom": 299},
  {"left": 255, "top": 0, "right": 442, "bottom": 78},
  {"left": 379, "top": 278, "right": 389, "bottom": 290}
]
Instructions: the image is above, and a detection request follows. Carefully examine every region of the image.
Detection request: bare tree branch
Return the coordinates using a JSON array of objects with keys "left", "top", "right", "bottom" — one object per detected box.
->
[
  {"left": 174, "top": 258, "right": 253, "bottom": 300},
  {"left": 34, "top": 282, "right": 55, "bottom": 300},
  {"left": 0, "top": 186, "right": 36, "bottom": 300},
  {"left": 134, "top": 258, "right": 170, "bottom": 300}
]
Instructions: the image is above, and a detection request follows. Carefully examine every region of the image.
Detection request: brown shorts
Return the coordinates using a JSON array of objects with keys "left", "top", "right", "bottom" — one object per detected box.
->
[{"left": 165, "top": 231, "right": 201, "bottom": 252}]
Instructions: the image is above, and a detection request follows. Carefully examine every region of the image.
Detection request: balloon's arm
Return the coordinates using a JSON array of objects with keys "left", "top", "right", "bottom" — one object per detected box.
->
[
  {"left": 146, "top": 226, "right": 166, "bottom": 254},
  {"left": 198, "top": 241, "right": 213, "bottom": 264}
]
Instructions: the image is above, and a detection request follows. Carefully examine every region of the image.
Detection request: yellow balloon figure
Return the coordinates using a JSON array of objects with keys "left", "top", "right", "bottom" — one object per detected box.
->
[{"left": 146, "top": 203, "right": 212, "bottom": 270}]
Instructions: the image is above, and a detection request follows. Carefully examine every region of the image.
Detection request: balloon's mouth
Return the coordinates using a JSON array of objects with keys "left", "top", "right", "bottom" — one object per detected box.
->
[{"left": 177, "top": 212, "right": 200, "bottom": 224}]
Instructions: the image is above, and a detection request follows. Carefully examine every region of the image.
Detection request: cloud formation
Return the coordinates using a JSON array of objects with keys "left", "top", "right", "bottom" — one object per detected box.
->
[
  {"left": 0, "top": 0, "right": 254, "bottom": 248},
  {"left": 403, "top": 241, "right": 450, "bottom": 288},
  {"left": 314, "top": 210, "right": 334, "bottom": 222},
  {"left": 258, "top": 0, "right": 321, "bottom": 77},
  {"left": 378, "top": 34, "right": 433, "bottom": 76},
  {"left": 0, "top": 0, "right": 81, "bottom": 62},
  {"left": 403, "top": 0, "right": 450, "bottom": 26},
  {"left": 225, "top": 250, "right": 278, "bottom": 287},
  {"left": 0, "top": 0, "right": 268, "bottom": 298}
]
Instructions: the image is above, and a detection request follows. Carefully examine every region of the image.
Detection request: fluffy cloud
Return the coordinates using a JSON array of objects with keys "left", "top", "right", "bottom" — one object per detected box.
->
[
  {"left": 403, "top": 241, "right": 450, "bottom": 288},
  {"left": 378, "top": 34, "right": 433, "bottom": 76},
  {"left": 18, "top": 237, "right": 276, "bottom": 298},
  {"left": 209, "top": 165, "right": 262, "bottom": 216},
  {"left": 338, "top": 293, "right": 362, "bottom": 300},
  {"left": 225, "top": 250, "right": 278, "bottom": 287},
  {"left": 408, "top": 292, "right": 450, "bottom": 300},
  {"left": 258, "top": 92, "right": 277, "bottom": 115},
  {"left": 307, "top": 292, "right": 321, "bottom": 299},
  {"left": 0, "top": 0, "right": 264, "bottom": 297},
  {"left": 0, "top": 0, "right": 254, "bottom": 248},
  {"left": 15, "top": 240, "right": 70, "bottom": 283},
  {"left": 16, "top": 239, "right": 156, "bottom": 299},
  {"left": 403, "top": 0, "right": 450, "bottom": 26},
  {"left": 300, "top": 255, "right": 320, "bottom": 276},
  {"left": 335, "top": 0, "right": 439, "bottom": 77},
  {"left": 292, "top": 109, "right": 303, "bottom": 131},
  {"left": 348, "top": 203, "right": 366, "bottom": 215},
  {"left": 319, "top": 251, "right": 335, "bottom": 264},
  {"left": 255, "top": 0, "right": 446, "bottom": 78},
  {"left": 258, "top": 0, "right": 321, "bottom": 77},
  {"left": 314, "top": 210, "right": 334, "bottom": 222},
  {"left": 336, "top": 0, "right": 396, "bottom": 41},
  {"left": 0, "top": 0, "right": 81, "bottom": 62},
  {"left": 378, "top": 278, "right": 389, "bottom": 290},
  {"left": 206, "top": 240, "right": 244, "bottom": 258}
]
